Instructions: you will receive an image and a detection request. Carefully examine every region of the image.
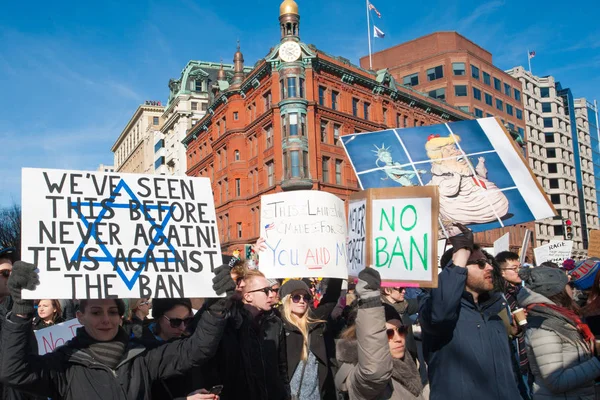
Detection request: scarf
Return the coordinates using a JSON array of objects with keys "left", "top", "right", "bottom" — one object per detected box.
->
[
  {"left": 76, "top": 326, "right": 128, "bottom": 370},
  {"left": 526, "top": 303, "right": 594, "bottom": 349},
  {"left": 505, "top": 284, "right": 529, "bottom": 372},
  {"left": 391, "top": 351, "right": 423, "bottom": 397}
]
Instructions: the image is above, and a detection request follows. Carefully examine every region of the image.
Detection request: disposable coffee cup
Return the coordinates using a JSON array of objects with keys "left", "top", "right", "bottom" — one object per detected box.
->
[{"left": 512, "top": 308, "right": 527, "bottom": 326}]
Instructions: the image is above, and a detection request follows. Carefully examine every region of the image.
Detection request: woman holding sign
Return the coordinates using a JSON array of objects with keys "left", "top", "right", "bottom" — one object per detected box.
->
[{"left": 0, "top": 261, "right": 234, "bottom": 400}]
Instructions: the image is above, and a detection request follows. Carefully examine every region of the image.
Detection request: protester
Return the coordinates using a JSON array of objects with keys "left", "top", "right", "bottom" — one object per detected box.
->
[
  {"left": 32, "top": 299, "right": 64, "bottom": 330},
  {"left": 419, "top": 224, "right": 521, "bottom": 400},
  {"left": 129, "top": 298, "right": 152, "bottom": 322},
  {"left": 581, "top": 269, "right": 600, "bottom": 335},
  {"left": 279, "top": 278, "right": 341, "bottom": 400},
  {"left": 336, "top": 268, "right": 427, "bottom": 400},
  {"left": 518, "top": 267, "right": 600, "bottom": 399},
  {"left": 268, "top": 279, "right": 282, "bottom": 309},
  {"left": 381, "top": 286, "right": 419, "bottom": 361},
  {"left": 0, "top": 261, "right": 233, "bottom": 400}
]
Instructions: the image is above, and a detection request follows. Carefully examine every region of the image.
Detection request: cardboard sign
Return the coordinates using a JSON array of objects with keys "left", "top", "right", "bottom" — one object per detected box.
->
[
  {"left": 533, "top": 240, "right": 573, "bottom": 265},
  {"left": 348, "top": 187, "right": 439, "bottom": 287},
  {"left": 571, "top": 258, "right": 600, "bottom": 290},
  {"left": 21, "top": 168, "right": 222, "bottom": 299},
  {"left": 493, "top": 233, "right": 510, "bottom": 256},
  {"left": 259, "top": 191, "right": 348, "bottom": 279},
  {"left": 34, "top": 318, "right": 82, "bottom": 355},
  {"left": 341, "top": 117, "right": 556, "bottom": 238},
  {"left": 588, "top": 230, "right": 600, "bottom": 258},
  {"left": 347, "top": 198, "right": 367, "bottom": 275}
]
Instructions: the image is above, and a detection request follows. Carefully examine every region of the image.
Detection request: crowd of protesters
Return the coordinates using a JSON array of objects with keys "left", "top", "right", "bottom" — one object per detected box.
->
[{"left": 2, "top": 222, "right": 600, "bottom": 399}]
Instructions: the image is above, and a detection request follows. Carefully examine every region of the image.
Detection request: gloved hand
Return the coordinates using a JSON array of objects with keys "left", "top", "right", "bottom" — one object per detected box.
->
[
  {"left": 449, "top": 223, "right": 474, "bottom": 253},
  {"left": 206, "top": 265, "right": 236, "bottom": 315},
  {"left": 8, "top": 261, "right": 39, "bottom": 316},
  {"left": 355, "top": 268, "right": 381, "bottom": 308}
]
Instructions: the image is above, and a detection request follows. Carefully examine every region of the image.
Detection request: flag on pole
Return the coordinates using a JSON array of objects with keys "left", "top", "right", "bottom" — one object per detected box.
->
[
  {"left": 368, "top": 2, "right": 381, "bottom": 18},
  {"left": 373, "top": 25, "right": 385, "bottom": 39},
  {"left": 528, "top": 50, "right": 536, "bottom": 59}
]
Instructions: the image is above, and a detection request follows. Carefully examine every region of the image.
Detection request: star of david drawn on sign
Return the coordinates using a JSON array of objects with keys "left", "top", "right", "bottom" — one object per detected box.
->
[{"left": 69, "top": 179, "right": 178, "bottom": 290}]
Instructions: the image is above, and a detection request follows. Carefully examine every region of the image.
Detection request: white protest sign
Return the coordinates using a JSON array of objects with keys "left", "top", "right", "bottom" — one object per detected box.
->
[
  {"left": 534, "top": 240, "right": 573, "bottom": 265},
  {"left": 347, "top": 199, "right": 367, "bottom": 275},
  {"left": 259, "top": 191, "right": 348, "bottom": 279},
  {"left": 493, "top": 233, "right": 510, "bottom": 256},
  {"left": 34, "top": 318, "right": 82, "bottom": 355},
  {"left": 21, "top": 168, "right": 222, "bottom": 299}
]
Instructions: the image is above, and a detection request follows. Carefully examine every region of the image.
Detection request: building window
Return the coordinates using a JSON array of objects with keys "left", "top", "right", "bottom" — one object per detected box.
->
[
  {"left": 299, "top": 78, "right": 305, "bottom": 98},
  {"left": 333, "top": 124, "right": 341, "bottom": 143},
  {"left": 542, "top": 103, "right": 552, "bottom": 113},
  {"left": 458, "top": 106, "right": 469, "bottom": 113},
  {"left": 471, "top": 65, "right": 480, "bottom": 80},
  {"left": 547, "top": 148, "right": 556, "bottom": 158},
  {"left": 195, "top": 80, "right": 203, "bottom": 91},
  {"left": 234, "top": 150, "right": 240, "bottom": 161},
  {"left": 352, "top": 98, "right": 359, "bottom": 117},
  {"left": 486, "top": 113, "right": 493, "bottom": 117},
  {"left": 263, "top": 91, "right": 272, "bottom": 109},
  {"left": 363, "top": 102, "right": 370, "bottom": 120},
  {"left": 154, "top": 156, "right": 165, "bottom": 170},
  {"left": 191, "top": 102, "right": 198, "bottom": 111},
  {"left": 383, "top": 108, "right": 388, "bottom": 125},
  {"left": 454, "top": 85, "right": 467, "bottom": 97},
  {"left": 322, "top": 156, "right": 330, "bottom": 183},
  {"left": 403, "top": 73, "right": 419, "bottom": 86},
  {"left": 265, "top": 125, "right": 273, "bottom": 148},
  {"left": 331, "top": 91, "right": 339, "bottom": 110},
  {"left": 233, "top": 111, "right": 238, "bottom": 120},
  {"left": 154, "top": 139, "right": 164, "bottom": 152},
  {"left": 280, "top": 79, "right": 285, "bottom": 100},
  {"left": 543, "top": 117, "right": 553, "bottom": 128},
  {"left": 320, "top": 120, "right": 328, "bottom": 143},
  {"left": 289, "top": 113, "right": 299, "bottom": 135},
  {"left": 516, "top": 109, "right": 523, "bottom": 120},
  {"left": 287, "top": 77, "right": 297, "bottom": 98},
  {"left": 496, "top": 98, "right": 503, "bottom": 111},
  {"left": 540, "top": 87, "right": 550, "bottom": 98},
  {"left": 303, "top": 151, "right": 309, "bottom": 178},
  {"left": 335, "top": 160, "right": 343, "bottom": 184},
  {"left": 504, "top": 83, "right": 511, "bottom": 96},
  {"left": 318, "top": 86, "right": 326, "bottom": 106},
  {"left": 508, "top": 122, "right": 515, "bottom": 131},
  {"left": 506, "top": 104, "right": 513, "bottom": 116},
  {"left": 201, "top": 102, "right": 207, "bottom": 111},
  {"left": 548, "top": 163, "right": 558, "bottom": 173},
  {"left": 153, "top": 117, "right": 159, "bottom": 125},
  {"left": 485, "top": 93, "right": 493, "bottom": 106},
  {"left": 514, "top": 89, "right": 521, "bottom": 102},
  {"left": 452, "top": 62, "right": 466, "bottom": 76},
  {"left": 518, "top": 127, "right": 524, "bottom": 136},
  {"left": 474, "top": 108, "right": 483, "bottom": 118},
  {"left": 237, "top": 222, "right": 242, "bottom": 238},
  {"left": 267, "top": 161, "right": 274, "bottom": 186},
  {"left": 473, "top": 87, "right": 482, "bottom": 100},
  {"left": 494, "top": 77, "right": 501, "bottom": 91},
  {"left": 483, "top": 72, "right": 491, "bottom": 85},
  {"left": 235, "top": 178, "right": 241, "bottom": 196},
  {"left": 545, "top": 133, "right": 555, "bottom": 143},
  {"left": 427, "top": 65, "right": 443, "bottom": 81},
  {"left": 428, "top": 88, "right": 446, "bottom": 100},
  {"left": 290, "top": 151, "right": 300, "bottom": 177}
]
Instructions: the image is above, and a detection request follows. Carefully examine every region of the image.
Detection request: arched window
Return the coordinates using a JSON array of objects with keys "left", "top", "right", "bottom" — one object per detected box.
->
[{"left": 234, "top": 150, "right": 240, "bottom": 161}]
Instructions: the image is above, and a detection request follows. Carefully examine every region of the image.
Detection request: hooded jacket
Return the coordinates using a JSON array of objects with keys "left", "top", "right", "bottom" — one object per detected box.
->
[
  {"left": 0, "top": 309, "right": 226, "bottom": 400},
  {"left": 418, "top": 263, "right": 521, "bottom": 400},
  {"left": 517, "top": 288, "right": 600, "bottom": 400}
]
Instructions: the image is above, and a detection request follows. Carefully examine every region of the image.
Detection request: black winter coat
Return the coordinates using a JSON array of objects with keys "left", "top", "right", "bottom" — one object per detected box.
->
[
  {"left": 0, "top": 310, "right": 226, "bottom": 400},
  {"left": 283, "top": 279, "right": 342, "bottom": 400},
  {"left": 258, "top": 309, "right": 291, "bottom": 400},
  {"left": 32, "top": 316, "right": 64, "bottom": 331}
]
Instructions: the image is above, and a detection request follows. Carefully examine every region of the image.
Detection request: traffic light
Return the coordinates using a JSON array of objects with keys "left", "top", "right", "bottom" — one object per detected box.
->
[{"left": 564, "top": 219, "right": 574, "bottom": 240}]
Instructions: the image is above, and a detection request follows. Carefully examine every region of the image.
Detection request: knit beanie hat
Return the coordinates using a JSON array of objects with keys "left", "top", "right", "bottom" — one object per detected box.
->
[
  {"left": 279, "top": 279, "right": 311, "bottom": 300},
  {"left": 519, "top": 266, "right": 568, "bottom": 298},
  {"left": 151, "top": 298, "right": 192, "bottom": 320}
]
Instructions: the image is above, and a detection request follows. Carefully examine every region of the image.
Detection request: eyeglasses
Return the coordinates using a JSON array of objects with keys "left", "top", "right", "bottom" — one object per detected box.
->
[
  {"left": 0, "top": 270, "right": 10, "bottom": 278},
  {"left": 163, "top": 315, "right": 193, "bottom": 328},
  {"left": 392, "top": 287, "right": 405, "bottom": 292},
  {"left": 467, "top": 259, "right": 489, "bottom": 269},
  {"left": 247, "top": 287, "right": 274, "bottom": 296},
  {"left": 271, "top": 288, "right": 279, "bottom": 294},
  {"left": 292, "top": 294, "right": 312, "bottom": 303},
  {"left": 386, "top": 326, "right": 407, "bottom": 340},
  {"left": 139, "top": 301, "right": 151, "bottom": 306}
]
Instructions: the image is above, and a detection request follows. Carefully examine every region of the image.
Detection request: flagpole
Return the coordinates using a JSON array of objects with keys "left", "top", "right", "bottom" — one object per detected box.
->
[
  {"left": 366, "top": 0, "right": 372, "bottom": 69},
  {"left": 527, "top": 49, "right": 532, "bottom": 74}
]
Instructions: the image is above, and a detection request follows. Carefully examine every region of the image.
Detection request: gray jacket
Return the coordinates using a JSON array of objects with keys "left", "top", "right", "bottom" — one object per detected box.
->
[
  {"left": 518, "top": 288, "right": 600, "bottom": 400},
  {"left": 335, "top": 307, "right": 427, "bottom": 400}
]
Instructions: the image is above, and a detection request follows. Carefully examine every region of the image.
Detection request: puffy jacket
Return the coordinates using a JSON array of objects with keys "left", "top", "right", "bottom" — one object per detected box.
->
[
  {"left": 0, "top": 309, "right": 226, "bottom": 400},
  {"left": 518, "top": 288, "right": 600, "bottom": 400},
  {"left": 418, "top": 263, "right": 521, "bottom": 400},
  {"left": 259, "top": 309, "right": 291, "bottom": 400}
]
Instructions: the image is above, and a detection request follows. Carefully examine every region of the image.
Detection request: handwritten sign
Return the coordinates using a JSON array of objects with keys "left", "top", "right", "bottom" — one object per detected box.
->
[
  {"left": 21, "top": 168, "right": 222, "bottom": 299},
  {"left": 533, "top": 240, "right": 573, "bottom": 265},
  {"left": 347, "top": 199, "right": 367, "bottom": 274},
  {"left": 259, "top": 191, "right": 348, "bottom": 279},
  {"left": 348, "top": 187, "right": 439, "bottom": 287},
  {"left": 588, "top": 230, "right": 600, "bottom": 258},
  {"left": 34, "top": 318, "right": 82, "bottom": 355},
  {"left": 493, "top": 233, "right": 510, "bottom": 256}
]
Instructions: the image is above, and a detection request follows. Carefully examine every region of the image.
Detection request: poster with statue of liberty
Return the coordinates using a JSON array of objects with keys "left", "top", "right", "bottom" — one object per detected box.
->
[{"left": 341, "top": 117, "right": 556, "bottom": 237}]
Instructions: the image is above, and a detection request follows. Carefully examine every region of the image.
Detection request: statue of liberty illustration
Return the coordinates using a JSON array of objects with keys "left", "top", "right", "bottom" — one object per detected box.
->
[{"left": 373, "top": 144, "right": 426, "bottom": 187}]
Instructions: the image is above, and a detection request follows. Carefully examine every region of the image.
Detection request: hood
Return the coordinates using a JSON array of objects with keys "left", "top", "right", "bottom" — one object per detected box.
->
[
  {"left": 517, "top": 287, "right": 556, "bottom": 308},
  {"left": 336, "top": 338, "right": 358, "bottom": 364}
]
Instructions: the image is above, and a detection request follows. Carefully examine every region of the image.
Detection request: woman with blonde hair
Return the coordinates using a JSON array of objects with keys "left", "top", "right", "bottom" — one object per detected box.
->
[{"left": 279, "top": 278, "right": 341, "bottom": 400}]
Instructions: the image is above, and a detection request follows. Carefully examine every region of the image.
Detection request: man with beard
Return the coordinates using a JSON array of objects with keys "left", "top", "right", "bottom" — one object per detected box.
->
[
  {"left": 425, "top": 134, "right": 509, "bottom": 231},
  {"left": 419, "top": 224, "right": 521, "bottom": 400}
]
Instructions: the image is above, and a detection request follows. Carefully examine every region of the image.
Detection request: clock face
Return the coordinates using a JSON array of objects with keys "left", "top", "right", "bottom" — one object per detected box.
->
[{"left": 279, "top": 42, "right": 302, "bottom": 62}]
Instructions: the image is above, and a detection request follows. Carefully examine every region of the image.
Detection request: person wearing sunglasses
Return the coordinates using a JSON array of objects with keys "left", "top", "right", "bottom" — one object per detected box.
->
[
  {"left": 279, "top": 277, "right": 343, "bottom": 400},
  {"left": 419, "top": 223, "right": 521, "bottom": 400},
  {"left": 336, "top": 268, "right": 426, "bottom": 400},
  {"left": 380, "top": 286, "right": 419, "bottom": 362}
]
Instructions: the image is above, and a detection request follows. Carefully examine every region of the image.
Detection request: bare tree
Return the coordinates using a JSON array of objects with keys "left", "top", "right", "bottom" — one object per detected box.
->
[{"left": 0, "top": 204, "right": 20, "bottom": 260}]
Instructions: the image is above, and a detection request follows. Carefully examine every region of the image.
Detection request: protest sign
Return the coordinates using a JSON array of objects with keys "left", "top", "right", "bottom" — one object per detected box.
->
[
  {"left": 259, "top": 190, "right": 348, "bottom": 279},
  {"left": 21, "top": 168, "right": 222, "bottom": 299},
  {"left": 588, "top": 230, "right": 600, "bottom": 258},
  {"left": 348, "top": 187, "right": 439, "bottom": 287},
  {"left": 533, "top": 240, "right": 573, "bottom": 265},
  {"left": 34, "top": 318, "right": 82, "bottom": 355},
  {"left": 341, "top": 117, "right": 556, "bottom": 238},
  {"left": 493, "top": 233, "right": 510, "bottom": 256},
  {"left": 571, "top": 258, "right": 600, "bottom": 290}
]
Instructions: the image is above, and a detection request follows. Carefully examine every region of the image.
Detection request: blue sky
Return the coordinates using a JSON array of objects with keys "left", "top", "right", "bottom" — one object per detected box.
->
[{"left": 1, "top": 0, "right": 598, "bottom": 207}]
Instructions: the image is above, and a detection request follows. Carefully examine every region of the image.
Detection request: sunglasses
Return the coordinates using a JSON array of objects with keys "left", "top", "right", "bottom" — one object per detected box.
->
[
  {"left": 0, "top": 270, "right": 10, "bottom": 278},
  {"left": 292, "top": 294, "right": 312, "bottom": 303},
  {"left": 271, "top": 288, "right": 279, "bottom": 294},
  {"left": 386, "top": 326, "right": 407, "bottom": 340},
  {"left": 139, "top": 301, "right": 151, "bottom": 306},
  {"left": 163, "top": 315, "right": 193, "bottom": 328},
  {"left": 466, "top": 259, "right": 489, "bottom": 269},
  {"left": 247, "top": 287, "right": 274, "bottom": 296},
  {"left": 392, "top": 287, "right": 405, "bottom": 292}
]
